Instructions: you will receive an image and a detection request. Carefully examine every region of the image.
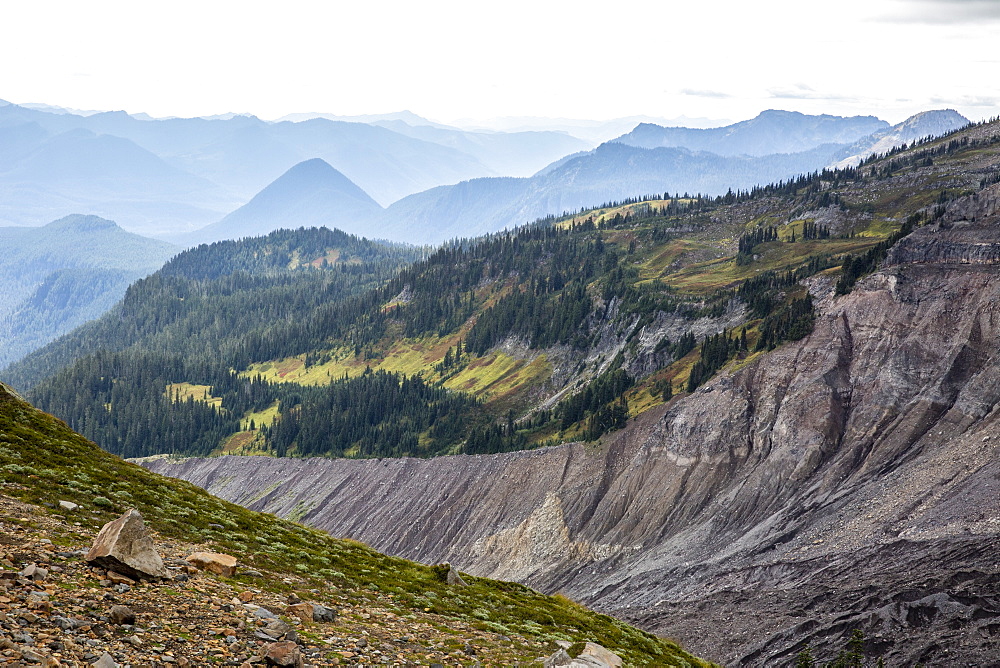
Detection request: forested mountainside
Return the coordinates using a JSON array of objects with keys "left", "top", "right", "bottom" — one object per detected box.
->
[
  {"left": 11, "top": 119, "right": 1000, "bottom": 465},
  {"left": 149, "top": 119, "right": 1000, "bottom": 666}
]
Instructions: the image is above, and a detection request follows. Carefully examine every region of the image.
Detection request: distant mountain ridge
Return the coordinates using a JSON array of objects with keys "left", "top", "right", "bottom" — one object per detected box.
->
[
  {"left": 831, "top": 109, "right": 970, "bottom": 167},
  {"left": 179, "top": 159, "right": 384, "bottom": 245},
  {"left": 197, "top": 109, "right": 969, "bottom": 246},
  {"left": 0, "top": 215, "right": 176, "bottom": 369},
  {"left": 613, "top": 109, "right": 889, "bottom": 155},
  {"left": 371, "top": 110, "right": 971, "bottom": 244},
  {"left": 0, "top": 102, "right": 595, "bottom": 236},
  {"left": 373, "top": 141, "right": 853, "bottom": 244}
]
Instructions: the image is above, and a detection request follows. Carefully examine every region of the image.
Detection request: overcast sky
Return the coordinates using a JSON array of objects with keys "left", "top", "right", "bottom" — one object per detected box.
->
[{"left": 1, "top": 0, "right": 998, "bottom": 126}]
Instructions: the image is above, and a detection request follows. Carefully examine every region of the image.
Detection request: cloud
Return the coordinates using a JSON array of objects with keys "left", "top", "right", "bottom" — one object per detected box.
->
[
  {"left": 766, "top": 84, "right": 854, "bottom": 102},
  {"left": 877, "top": 0, "right": 1000, "bottom": 24},
  {"left": 679, "top": 88, "right": 733, "bottom": 99},
  {"left": 929, "top": 94, "right": 1000, "bottom": 107}
]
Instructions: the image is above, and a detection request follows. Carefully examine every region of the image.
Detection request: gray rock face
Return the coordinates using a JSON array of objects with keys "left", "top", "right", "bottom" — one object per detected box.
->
[
  {"left": 146, "top": 218, "right": 1000, "bottom": 665},
  {"left": 86, "top": 509, "right": 168, "bottom": 580}
]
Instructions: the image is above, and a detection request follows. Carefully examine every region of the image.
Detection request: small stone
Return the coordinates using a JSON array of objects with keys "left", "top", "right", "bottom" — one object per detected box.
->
[
  {"left": 106, "top": 571, "right": 134, "bottom": 585},
  {"left": 19, "top": 564, "right": 48, "bottom": 581},
  {"left": 262, "top": 618, "right": 292, "bottom": 639},
  {"left": 91, "top": 652, "right": 118, "bottom": 668},
  {"left": 251, "top": 605, "right": 278, "bottom": 619},
  {"left": 311, "top": 603, "right": 336, "bottom": 622},
  {"left": 20, "top": 648, "right": 45, "bottom": 663},
  {"left": 285, "top": 602, "right": 313, "bottom": 624},
  {"left": 109, "top": 605, "right": 136, "bottom": 625},
  {"left": 264, "top": 640, "right": 304, "bottom": 667},
  {"left": 185, "top": 552, "right": 238, "bottom": 577},
  {"left": 59, "top": 501, "right": 79, "bottom": 512}
]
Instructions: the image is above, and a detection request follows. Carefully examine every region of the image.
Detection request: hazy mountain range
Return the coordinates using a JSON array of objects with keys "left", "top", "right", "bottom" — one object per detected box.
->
[
  {"left": 0, "top": 102, "right": 590, "bottom": 235},
  {"left": 0, "top": 100, "right": 971, "bottom": 247},
  {"left": 613, "top": 109, "right": 889, "bottom": 155},
  {"left": 181, "top": 158, "right": 384, "bottom": 245},
  {"left": 203, "top": 109, "right": 965, "bottom": 245},
  {"left": 0, "top": 215, "right": 177, "bottom": 369}
]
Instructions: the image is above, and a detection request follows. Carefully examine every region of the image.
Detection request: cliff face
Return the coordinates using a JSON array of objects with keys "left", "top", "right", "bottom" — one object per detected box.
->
[{"left": 146, "top": 216, "right": 1000, "bottom": 665}]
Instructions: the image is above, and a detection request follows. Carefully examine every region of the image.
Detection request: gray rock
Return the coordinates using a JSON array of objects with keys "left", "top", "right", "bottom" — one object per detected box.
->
[
  {"left": 85, "top": 509, "right": 168, "bottom": 580},
  {"left": 109, "top": 605, "right": 136, "bottom": 625},
  {"left": 251, "top": 605, "right": 278, "bottom": 619},
  {"left": 578, "top": 643, "right": 622, "bottom": 667},
  {"left": 19, "top": 564, "right": 48, "bottom": 581},
  {"left": 311, "top": 603, "right": 336, "bottom": 622},
  {"left": 446, "top": 564, "right": 467, "bottom": 587},
  {"left": 19, "top": 648, "right": 45, "bottom": 663},
  {"left": 91, "top": 653, "right": 118, "bottom": 668},
  {"left": 59, "top": 500, "right": 79, "bottom": 512},
  {"left": 543, "top": 648, "right": 613, "bottom": 668},
  {"left": 264, "top": 640, "right": 304, "bottom": 667},
  {"left": 263, "top": 618, "right": 292, "bottom": 638},
  {"left": 52, "top": 616, "right": 90, "bottom": 631}
]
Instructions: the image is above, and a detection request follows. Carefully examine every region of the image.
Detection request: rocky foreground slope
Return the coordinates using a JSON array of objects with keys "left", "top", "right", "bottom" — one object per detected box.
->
[
  {"left": 149, "top": 199, "right": 1000, "bottom": 665},
  {"left": 0, "top": 383, "right": 709, "bottom": 667}
]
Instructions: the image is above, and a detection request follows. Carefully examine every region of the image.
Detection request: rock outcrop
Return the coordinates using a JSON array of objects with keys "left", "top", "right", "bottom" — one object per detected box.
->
[
  {"left": 147, "top": 217, "right": 1000, "bottom": 665},
  {"left": 185, "top": 551, "right": 238, "bottom": 577},
  {"left": 86, "top": 509, "right": 169, "bottom": 580}
]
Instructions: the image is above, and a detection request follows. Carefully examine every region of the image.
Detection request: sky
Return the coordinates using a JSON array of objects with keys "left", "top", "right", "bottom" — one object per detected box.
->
[{"left": 1, "top": 0, "right": 998, "bottom": 126}]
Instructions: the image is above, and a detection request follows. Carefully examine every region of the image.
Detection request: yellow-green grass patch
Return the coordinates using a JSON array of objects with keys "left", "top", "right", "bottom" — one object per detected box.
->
[
  {"left": 444, "top": 352, "right": 552, "bottom": 401},
  {"left": 166, "top": 382, "right": 223, "bottom": 409}
]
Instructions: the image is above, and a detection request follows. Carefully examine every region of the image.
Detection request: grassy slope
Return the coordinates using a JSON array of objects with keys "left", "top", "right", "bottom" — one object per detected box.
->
[{"left": 0, "top": 382, "right": 711, "bottom": 667}]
